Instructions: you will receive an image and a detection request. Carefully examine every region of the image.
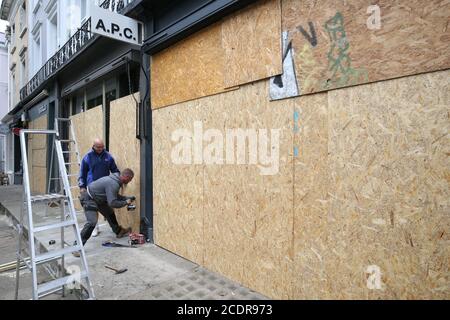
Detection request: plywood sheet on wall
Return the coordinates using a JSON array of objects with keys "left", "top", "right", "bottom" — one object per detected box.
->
[
  {"left": 292, "top": 69, "right": 450, "bottom": 299},
  {"left": 109, "top": 94, "right": 141, "bottom": 233},
  {"left": 202, "top": 81, "right": 294, "bottom": 299},
  {"left": 153, "top": 80, "right": 294, "bottom": 298},
  {"left": 292, "top": 92, "right": 331, "bottom": 299},
  {"left": 153, "top": 69, "right": 449, "bottom": 299},
  {"left": 222, "top": 0, "right": 282, "bottom": 88},
  {"left": 322, "top": 69, "right": 450, "bottom": 299},
  {"left": 151, "top": 22, "right": 227, "bottom": 110},
  {"left": 28, "top": 115, "right": 48, "bottom": 194},
  {"left": 153, "top": 98, "right": 205, "bottom": 263},
  {"left": 70, "top": 106, "right": 104, "bottom": 210},
  {"left": 151, "top": 0, "right": 283, "bottom": 109},
  {"left": 281, "top": 0, "right": 450, "bottom": 96}
]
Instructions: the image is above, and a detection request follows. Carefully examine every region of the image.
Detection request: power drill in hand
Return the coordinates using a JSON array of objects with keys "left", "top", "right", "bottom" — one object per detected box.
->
[{"left": 126, "top": 196, "right": 136, "bottom": 211}]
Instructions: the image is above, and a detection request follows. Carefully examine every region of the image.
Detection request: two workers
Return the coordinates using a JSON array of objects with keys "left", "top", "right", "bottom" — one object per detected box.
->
[{"left": 74, "top": 138, "right": 136, "bottom": 256}]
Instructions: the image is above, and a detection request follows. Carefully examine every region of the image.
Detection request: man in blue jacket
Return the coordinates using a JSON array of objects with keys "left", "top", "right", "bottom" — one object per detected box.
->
[{"left": 78, "top": 138, "right": 120, "bottom": 236}]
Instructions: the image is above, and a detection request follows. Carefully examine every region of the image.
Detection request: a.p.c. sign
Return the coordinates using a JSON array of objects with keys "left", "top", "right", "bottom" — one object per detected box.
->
[{"left": 89, "top": 2, "right": 144, "bottom": 46}]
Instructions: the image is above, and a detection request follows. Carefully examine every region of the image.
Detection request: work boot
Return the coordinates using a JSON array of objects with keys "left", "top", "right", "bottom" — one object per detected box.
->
[
  {"left": 92, "top": 225, "right": 100, "bottom": 237},
  {"left": 117, "top": 227, "right": 131, "bottom": 239}
]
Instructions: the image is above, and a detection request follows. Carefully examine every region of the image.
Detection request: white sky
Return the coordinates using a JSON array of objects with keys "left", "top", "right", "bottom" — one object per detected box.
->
[{"left": 0, "top": 0, "right": 8, "bottom": 33}]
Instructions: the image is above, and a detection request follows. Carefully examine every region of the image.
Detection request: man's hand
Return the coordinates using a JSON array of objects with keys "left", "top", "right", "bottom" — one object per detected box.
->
[
  {"left": 80, "top": 188, "right": 87, "bottom": 193},
  {"left": 126, "top": 196, "right": 136, "bottom": 202}
]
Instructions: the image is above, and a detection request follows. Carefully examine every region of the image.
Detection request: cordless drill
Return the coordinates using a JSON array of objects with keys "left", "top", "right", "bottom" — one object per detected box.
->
[{"left": 126, "top": 196, "right": 136, "bottom": 211}]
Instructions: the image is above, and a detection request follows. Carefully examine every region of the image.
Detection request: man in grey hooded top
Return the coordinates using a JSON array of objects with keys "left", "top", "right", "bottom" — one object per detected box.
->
[{"left": 77, "top": 168, "right": 136, "bottom": 248}]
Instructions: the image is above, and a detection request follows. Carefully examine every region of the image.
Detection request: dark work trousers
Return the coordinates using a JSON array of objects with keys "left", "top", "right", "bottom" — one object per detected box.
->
[{"left": 80, "top": 196, "right": 121, "bottom": 245}]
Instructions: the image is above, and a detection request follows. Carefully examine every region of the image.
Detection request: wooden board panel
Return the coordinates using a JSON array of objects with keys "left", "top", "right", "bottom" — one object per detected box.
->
[
  {"left": 151, "top": 0, "right": 282, "bottom": 109},
  {"left": 323, "top": 69, "right": 450, "bottom": 299},
  {"left": 203, "top": 81, "right": 294, "bottom": 299},
  {"left": 292, "top": 92, "right": 331, "bottom": 299},
  {"left": 153, "top": 99, "right": 205, "bottom": 263},
  {"left": 109, "top": 94, "right": 141, "bottom": 233},
  {"left": 28, "top": 116, "right": 48, "bottom": 194},
  {"left": 281, "top": 0, "right": 450, "bottom": 96},
  {"left": 153, "top": 80, "right": 294, "bottom": 298},
  {"left": 70, "top": 106, "right": 104, "bottom": 211},
  {"left": 222, "top": 0, "right": 282, "bottom": 88},
  {"left": 151, "top": 22, "right": 226, "bottom": 110}
]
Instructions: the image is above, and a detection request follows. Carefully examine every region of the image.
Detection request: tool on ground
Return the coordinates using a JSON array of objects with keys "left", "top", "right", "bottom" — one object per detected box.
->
[
  {"left": 14, "top": 129, "right": 95, "bottom": 300},
  {"left": 104, "top": 265, "right": 128, "bottom": 274},
  {"left": 102, "top": 241, "right": 136, "bottom": 248},
  {"left": 129, "top": 233, "right": 145, "bottom": 245}
]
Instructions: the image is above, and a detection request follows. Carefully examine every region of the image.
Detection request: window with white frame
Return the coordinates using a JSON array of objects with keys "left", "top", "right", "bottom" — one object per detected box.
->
[
  {"left": 45, "top": 0, "right": 59, "bottom": 55},
  {"left": 47, "top": 13, "right": 58, "bottom": 58},
  {"left": 10, "top": 71, "right": 16, "bottom": 107},
  {"left": 10, "top": 24, "right": 16, "bottom": 50},
  {"left": 80, "top": 0, "right": 87, "bottom": 23},
  {"left": 20, "top": 57, "right": 26, "bottom": 88},
  {"left": 31, "top": 23, "right": 42, "bottom": 75},
  {"left": 19, "top": 2, "right": 26, "bottom": 35}
]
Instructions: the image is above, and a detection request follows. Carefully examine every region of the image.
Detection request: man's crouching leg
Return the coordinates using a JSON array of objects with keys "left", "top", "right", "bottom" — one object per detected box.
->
[
  {"left": 73, "top": 208, "right": 98, "bottom": 258},
  {"left": 98, "top": 204, "right": 130, "bottom": 238},
  {"left": 80, "top": 208, "right": 99, "bottom": 245}
]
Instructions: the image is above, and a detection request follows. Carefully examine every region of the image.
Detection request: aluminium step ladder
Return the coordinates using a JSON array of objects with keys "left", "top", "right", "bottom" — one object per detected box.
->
[{"left": 15, "top": 129, "right": 95, "bottom": 300}]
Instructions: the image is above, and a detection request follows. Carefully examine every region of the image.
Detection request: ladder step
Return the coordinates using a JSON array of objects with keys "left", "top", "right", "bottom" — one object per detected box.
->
[
  {"left": 34, "top": 220, "right": 77, "bottom": 233},
  {"left": 67, "top": 174, "right": 78, "bottom": 177},
  {"left": 59, "top": 140, "right": 75, "bottom": 143},
  {"left": 35, "top": 245, "right": 82, "bottom": 263},
  {"left": 62, "top": 151, "right": 77, "bottom": 154},
  {"left": 65, "top": 162, "right": 80, "bottom": 166},
  {"left": 30, "top": 194, "right": 67, "bottom": 203},
  {"left": 37, "top": 272, "right": 88, "bottom": 297},
  {"left": 56, "top": 118, "right": 71, "bottom": 122}
]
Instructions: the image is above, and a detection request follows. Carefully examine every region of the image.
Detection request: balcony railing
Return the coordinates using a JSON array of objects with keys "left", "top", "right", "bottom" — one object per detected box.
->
[{"left": 19, "top": 0, "right": 134, "bottom": 102}]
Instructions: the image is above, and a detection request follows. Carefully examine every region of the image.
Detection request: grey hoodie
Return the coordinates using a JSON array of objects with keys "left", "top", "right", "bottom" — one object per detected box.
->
[{"left": 87, "top": 173, "right": 128, "bottom": 208}]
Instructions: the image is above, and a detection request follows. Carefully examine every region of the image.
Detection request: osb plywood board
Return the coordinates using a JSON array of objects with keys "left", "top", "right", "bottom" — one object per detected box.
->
[
  {"left": 323, "top": 69, "right": 450, "bottom": 299},
  {"left": 70, "top": 106, "right": 104, "bottom": 210},
  {"left": 151, "top": 0, "right": 282, "bottom": 109},
  {"left": 109, "top": 94, "right": 141, "bottom": 233},
  {"left": 153, "top": 70, "right": 449, "bottom": 299},
  {"left": 202, "top": 81, "right": 294, "bottom": 299},
  {"left": 282, "top": 0, "right": 450, "bottom": 96},
  {"left": 151, "top": 22, "right": 226, "bottom": 110},
  {"left": 28, "top": 115, "right": 48, "bottom": 194},
  {"left": 153, "top": 99, "right": 205, "bottom": 264},
  {"left": 153, "top": 80, "right": 294, "bottom": 298},
  {"left": 292, "top": 92, "right": 331, "bottom": 299},
  {"left": 222, "top": 0, "right": 282, "bottom": 88}
]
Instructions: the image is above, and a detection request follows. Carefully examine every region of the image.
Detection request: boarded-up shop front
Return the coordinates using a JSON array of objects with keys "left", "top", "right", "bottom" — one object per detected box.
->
[{"left": 151, "top": 0, "right": 450, "bottom": 299}]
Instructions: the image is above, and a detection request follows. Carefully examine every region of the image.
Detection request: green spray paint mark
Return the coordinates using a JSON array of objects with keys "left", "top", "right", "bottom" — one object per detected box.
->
[{"left": 323, "top": 12, "right": 368, "bottom": 90}]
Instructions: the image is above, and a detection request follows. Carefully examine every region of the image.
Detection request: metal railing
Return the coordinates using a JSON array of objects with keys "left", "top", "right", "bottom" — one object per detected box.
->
[{"left": 19, "top": 0, "right": 135, "bottom": 102}]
